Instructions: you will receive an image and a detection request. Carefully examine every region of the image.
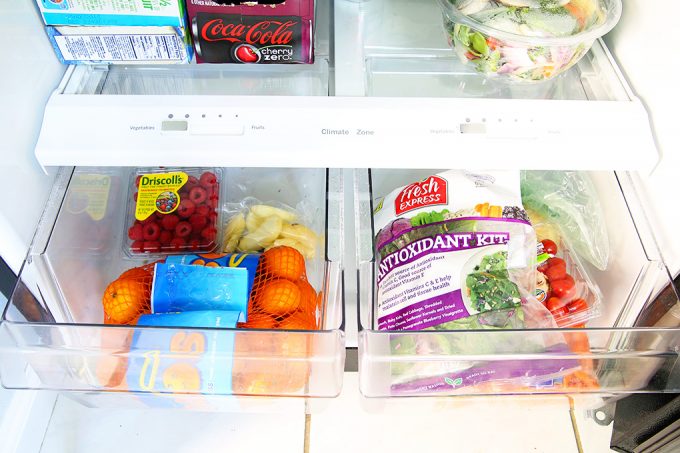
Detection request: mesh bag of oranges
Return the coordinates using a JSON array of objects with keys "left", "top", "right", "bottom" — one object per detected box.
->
[
  {"left": 99, "top": 261, "right": 160, "bottom": 389},
  {"left": 102, "top": 261, "right": 160, "bottom": 325},
  {"left": 233, "top": 246, "right": 321, "bottom": 395}
]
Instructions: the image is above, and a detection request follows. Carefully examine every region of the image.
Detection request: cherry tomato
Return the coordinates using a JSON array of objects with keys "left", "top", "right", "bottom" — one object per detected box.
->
[
  {"left": 567, "top": 298, "right": 588, "bottom": 314},
  {"left": 550, "top": 305, "right": 569, "bottom": 319},
  {"left": 546, "top": 297, "right": 565, "bottom": 312},
  {"left": 545, "top": 263, "right": 567, "bottom": 282},
  {"left": 537, "top": 262, "right": 549, "bottom": 274},
  {"left": 547, "top": 257, "right": 566, "bottom": 269},
  {"left": 551, "top": 277, "right": 576, "bottom": 300},
  {"left": 541, "top": 239, "right": 558, "bottom": 255}
]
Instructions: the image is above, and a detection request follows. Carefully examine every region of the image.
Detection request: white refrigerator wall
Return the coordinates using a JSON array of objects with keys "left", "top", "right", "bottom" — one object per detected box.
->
[
  {"left": 0, "top": 1, "right": 64, "bottom": 274},
  {"left": 606, "top": 0, "right": 680, "bottom": 278}
]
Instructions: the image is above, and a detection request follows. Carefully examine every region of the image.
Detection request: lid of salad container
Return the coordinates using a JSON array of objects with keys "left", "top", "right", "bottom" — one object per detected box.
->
[{"left": 439, "top": 0, "right": 622, "bottom": 46}]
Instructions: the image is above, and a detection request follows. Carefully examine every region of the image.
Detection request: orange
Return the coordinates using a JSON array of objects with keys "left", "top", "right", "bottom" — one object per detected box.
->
[
  {"left": 261, "top": 246, "right": 306, "bottom": 282},
  {"left": 102, "top": 278, "right": 148, "bottom": 324},
  {"left": 295, "top": 279, "right": 318, "bottom": 316},
  {"left": 241, "top": 313, "right": 278, "bottom": 330},
  {"left": 278, "top": 310, "right": 316, "bottom": 331},
  {"left": 255, "top": 279, "right": 302, "bottom": 317}
]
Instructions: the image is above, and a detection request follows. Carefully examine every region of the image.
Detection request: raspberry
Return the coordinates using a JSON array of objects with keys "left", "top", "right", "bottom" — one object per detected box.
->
[
  {"left": 188, "top": 238, "right": 201, "bottom": 250},
  {"left": 135, "top": 175, "right": 142, "bottom": 187},
  {"left": 175, "top": 221, "right": 192, "bottom": 238},
  {"left": 144, "top": 241, "right": 161, "bottom": 253},
  {"left": 130, "top": 240, "right": 144, "bottom": 253},
  {"left": 200, "top": 171, "right": 218, "bottom": 188},
  {"left": 207, "top": 210, "right": 218, "bottom": 224},
  {"left": 196, "top": 205, "right": 211, "bottom": 217},
  {"left": 187, "top": 175, "right": 199, "bottom": 187},
  {"left": 208, "top": 194, "right": 219, "bottom": 209},
  {"left": 189, "top": 186, "right": 208, "bottom": 204},
  {"left": 133, "top": 192, "right": 138, "bottom": 202},
  {"left": 189, "top": 214, "right": 208, "bottom": 230},
  {"left": 161, "top": 214, "right": 180, "bottom": 231},
  {"left": 159, "top": 230, "right": 173, "bottom": 245},
  {"left": 128, "top": 224, "right": 143, "bottom": 241},
  {"left": 169, "top": 237, "right": 186, "bottom": 251},
  {"left": 140, "top": 216, "right": 156, "bottom": 225},
  {"left": 177, "top": 199, "right": 195, "bottom": 218},
  {"left": 142, "top": 222, "right": 161, "bottom": 241},
  {"left": 201, "top": 226, "right": 218, "bottom": 241}
]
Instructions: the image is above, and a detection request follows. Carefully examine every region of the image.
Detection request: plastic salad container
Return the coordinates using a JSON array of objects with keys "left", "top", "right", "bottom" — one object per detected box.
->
[{"left": 438, "top": 0, "right": 622, "bottom": 83}]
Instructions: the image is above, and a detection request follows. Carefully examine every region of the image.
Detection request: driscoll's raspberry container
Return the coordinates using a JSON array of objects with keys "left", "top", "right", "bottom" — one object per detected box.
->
[
  {"left": 187, "top": 0, "right": 314, "bottom": 64},
  {"left": 124, "top": 168, "right": 224, "bottom": 258}
]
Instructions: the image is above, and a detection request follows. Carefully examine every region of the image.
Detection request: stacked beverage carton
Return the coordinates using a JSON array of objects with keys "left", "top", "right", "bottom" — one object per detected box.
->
[{"left": 36, "top": 0, "right": 192, "bottom": 64}]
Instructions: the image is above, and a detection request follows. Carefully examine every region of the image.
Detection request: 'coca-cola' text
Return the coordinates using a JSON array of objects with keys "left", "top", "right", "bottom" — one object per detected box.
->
[{"left": 201, "top": 19, "right": 296, "bottom": 45}]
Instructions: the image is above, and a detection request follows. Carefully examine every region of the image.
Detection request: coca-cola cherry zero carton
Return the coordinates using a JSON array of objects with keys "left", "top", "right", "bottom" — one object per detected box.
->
[{"left": 187, "top": 0, "right": 314, "bottom": 64}]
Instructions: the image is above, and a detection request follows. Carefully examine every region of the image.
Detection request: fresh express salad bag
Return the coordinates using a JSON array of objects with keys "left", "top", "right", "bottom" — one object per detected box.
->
[{"left": 372, "top": 170, "right": 597, "bottom": 395}]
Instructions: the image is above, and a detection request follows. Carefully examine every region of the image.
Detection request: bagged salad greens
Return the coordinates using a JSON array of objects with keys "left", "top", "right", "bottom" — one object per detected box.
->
[
  {"left": 374, "top": 170, "right": 537, "bottom": 331},
  {"left": 373, "top": 170, "right": 581, "bottom": 394},
  {"left": 521, "top": 170, "right": 610, "bottom": 270}
]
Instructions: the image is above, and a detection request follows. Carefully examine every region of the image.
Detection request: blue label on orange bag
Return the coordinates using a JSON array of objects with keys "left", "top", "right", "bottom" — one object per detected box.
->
[
  {"left": 151, "top": 263, "right": 248, "bottom": 319},
  {"left": 165, "top": 253, "right": 260, "bottom": 299},
  {"left": 126, "top": 311, "right": 239, "bottom": 398}
]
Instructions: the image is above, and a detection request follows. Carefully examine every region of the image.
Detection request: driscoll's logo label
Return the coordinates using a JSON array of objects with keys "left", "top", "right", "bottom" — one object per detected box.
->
[{"left": 395, "top": 175, "right": 448, "bottom": 216}]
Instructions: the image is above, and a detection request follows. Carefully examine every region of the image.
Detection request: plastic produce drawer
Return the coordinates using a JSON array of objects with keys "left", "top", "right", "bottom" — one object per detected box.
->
[
  {"left": 355, "top": 169, "right": 680, "bottom": 397},
  {"left": 0, "top": 167, "right": 345, "bottom": 400}
]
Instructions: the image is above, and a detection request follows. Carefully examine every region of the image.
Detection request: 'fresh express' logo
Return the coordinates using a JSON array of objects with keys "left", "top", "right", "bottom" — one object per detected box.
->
[
  {"left": 200, "top": 19, "right": 296, "bottom": 46},
  {"left": 395, "top": 175, "right": 448, "bottom": 216}
]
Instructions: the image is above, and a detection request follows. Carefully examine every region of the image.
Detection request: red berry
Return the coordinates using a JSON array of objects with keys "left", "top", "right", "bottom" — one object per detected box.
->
[
  {"left": 142, "top": 222, "right": 161, "bottom": 241},
  {"left": 189, "top": 186, "right": 208, "bottom": 204},
  {"left": 200, "top": 171, "right": 218, "bottom": 188},
  {"left": 208, "top": 194, "right": 219, "bottom": 209},
  {"left": 541, "top": 239, "right": 558, "bottom": 256},
  {"left": 201, "top": 226, "right": 217, "bottom": 241},
  {"left": 175, "top": 221, "right": 192, "bottom": 238},
  {"left": 161, "top": 214, "right": 180, "bottom": 231},
  {"left": 133, "top": 192, "right": 138, "bottom": 202},
  {"left": 196, "top": 205, "right": 210, "bottom": 217},
  {"left": 169, "top": 237, "right": 186, "bottom": 251},
  {"left": 130, "top": 240, "right": 144, "bottom": 253},
  {"left": 159, "top": 230, "right": 173, "bottom": 245},
  {"left": 177, "top": 199, "right": 196, "bottom": 218},
  {"left": 189, "top": 214, "right": 208, "bottom": 230},
  {"left": 140, "top": 216, "right": 155, "bottom": 225},
  {"left": 186, "top": 175, "right": 199, "bottom": 187},
  {"left": 144, "top": 241, "right": 161, "bottom": 253},
  {"left": 128, "top": 224, "right": 144, "bottom": 241},
  {"left": 135, "top": 175, "right": 142, "bottom": 187},
  {"left": 188, "top": 238, "right": 202, "bottom": 249}
]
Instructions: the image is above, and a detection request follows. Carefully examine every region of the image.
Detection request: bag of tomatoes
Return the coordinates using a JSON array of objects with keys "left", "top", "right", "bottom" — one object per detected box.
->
[{"left": 535, "top": 235, "right": 603, "bottom": 328}]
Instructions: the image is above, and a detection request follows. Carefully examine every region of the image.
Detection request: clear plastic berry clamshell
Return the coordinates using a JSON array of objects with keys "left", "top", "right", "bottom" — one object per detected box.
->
[{"left": 123, "top": 167, "right": 224, "bottom": 259}]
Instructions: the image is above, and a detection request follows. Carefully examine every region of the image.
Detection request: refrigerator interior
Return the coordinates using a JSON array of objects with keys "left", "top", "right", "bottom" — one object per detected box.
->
[{"left": 2, "top": 0, "right": 680, "bottom": 450}]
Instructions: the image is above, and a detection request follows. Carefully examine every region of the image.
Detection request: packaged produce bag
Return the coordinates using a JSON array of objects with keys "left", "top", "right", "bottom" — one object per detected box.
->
[{"left": 372, "top": 170, "right": 581, "bottom": 394}]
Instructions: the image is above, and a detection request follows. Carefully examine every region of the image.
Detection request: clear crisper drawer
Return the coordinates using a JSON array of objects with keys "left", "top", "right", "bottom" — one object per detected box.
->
[
  {"left": 0, "top": 167, "right": 345, "bottom": 399},
  {"left": 355, "top": 169, "right": 680, "bottom": 397}
]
